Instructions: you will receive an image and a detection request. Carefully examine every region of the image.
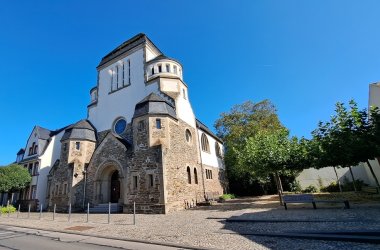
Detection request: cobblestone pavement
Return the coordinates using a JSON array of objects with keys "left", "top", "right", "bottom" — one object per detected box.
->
[{"left": 1, "top": 196, "right": 380, "bottom": 250}]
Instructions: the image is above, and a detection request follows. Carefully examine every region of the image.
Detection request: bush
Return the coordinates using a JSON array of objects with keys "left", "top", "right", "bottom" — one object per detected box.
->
[
  {"left": 289, "top": 180, "right": 302, "bottom": 193},
  {"left": 219, "top": 194, "right": 236, "bottom": 201},
  {"left": 0, "top": 205, "right": 16, "bottom": 214},
  {"left": 320, "top": 182, "right": 340, "bottom": 192},
  {"left": 302, "top": 185, "right": 318, "bottom": 193}
]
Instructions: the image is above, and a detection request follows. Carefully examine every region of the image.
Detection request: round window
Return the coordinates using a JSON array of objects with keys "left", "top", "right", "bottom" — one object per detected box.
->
[
  {"left": 185, "top": 129, "right": 192, "bottom": 143},
  {"left": 114, "top": 118, "right": 127, "bottom": 135}
]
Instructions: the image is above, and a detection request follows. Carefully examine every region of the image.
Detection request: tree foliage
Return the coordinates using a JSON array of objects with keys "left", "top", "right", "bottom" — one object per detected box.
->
[
  {"left": 311, "top": 100, "right": 380, "bottom": 189},
  {"left": 215, "top": 100, "right": 307, "bottom": 194},
  {"left": 0, "top": 164, "right": 31, "bottom": 193},
  {"left": 215, "top": 100, "right": 283, "bottom": 183}
]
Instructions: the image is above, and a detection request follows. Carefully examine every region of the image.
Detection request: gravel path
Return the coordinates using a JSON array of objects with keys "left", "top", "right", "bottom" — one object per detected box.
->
[{"left": 1, "top": 196, "right": 379, "bottom": 250}]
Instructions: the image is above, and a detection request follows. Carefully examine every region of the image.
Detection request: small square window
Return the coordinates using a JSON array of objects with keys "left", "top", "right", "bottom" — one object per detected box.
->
[
  {"left": 156, "top": 119, "right": 161, "bottom": 129},
  {"left": 138, "top": 120, "right": 145, "bottom": 131}
]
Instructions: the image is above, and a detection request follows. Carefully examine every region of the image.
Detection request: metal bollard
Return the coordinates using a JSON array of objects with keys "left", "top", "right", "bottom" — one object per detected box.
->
[
  {"left": 108, "top": 202, "right": 111, "bottom": 224},
  {"left": 86, "top": 203, "right": 89, "bottom": 223},
  {"left": 39, "top": 204, "right": 42, "bottom": 220},
  {"left": 53, "top": 204, "right": 56, "bottom": 221},
  {"left": 17, "top": 204, "right": 20, "bottom": 218},
  {"left": 68, "top": 203, "right": 71, "bottom": 222},
  {"left": 7, "top": 201, "right": 10, "bottom": 218},
  {"left": 133, "top": 202, "right": 136, "bottom": 225},
  {"left": 28, "top": 204, "right": 31, "bottom": 218}
]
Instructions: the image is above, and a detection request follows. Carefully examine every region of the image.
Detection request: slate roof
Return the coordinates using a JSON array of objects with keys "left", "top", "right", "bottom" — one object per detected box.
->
[
  {"left": 61, "top": 119, "right": 97, "bottom": 142},
  {"left": 17, "top": 148, "right": 25, "bottom": 155},
  {"left": 196, "top": 119, "right": 223, "bottom": 143},
  {"left": 97, "top": 33, "right": 163, "bottom": 68},
  {"left": 146, "top": 54, "right": 182, "bottom": 65},
  {"left": 133, "top": 93, "right": 177, "bottom": 119},
  {"left": 36, "top": 126, "right": 52, "bottom": 140}
]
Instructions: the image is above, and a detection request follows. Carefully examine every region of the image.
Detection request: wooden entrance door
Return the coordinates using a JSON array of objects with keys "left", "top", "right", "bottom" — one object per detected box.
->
[{"left": 110, "top": 171, "right": 120, "bottom": 203}]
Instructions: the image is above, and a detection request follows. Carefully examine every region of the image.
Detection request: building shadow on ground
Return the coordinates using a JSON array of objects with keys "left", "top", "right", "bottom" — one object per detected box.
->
[{"left": 199, "top": 196, "right": 380, "bottom": 249}]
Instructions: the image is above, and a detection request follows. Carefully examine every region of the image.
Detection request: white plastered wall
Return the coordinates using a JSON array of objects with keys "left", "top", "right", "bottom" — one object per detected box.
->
[
  {"left": 22, "top": 127, "right": 39, "bottom": 160},
  {"left": 88, "top": 48, "right": 160, "bottom": 132},
  {"left": 175, "top": 84, "right": 196, "bottom": 128},
  {"left": 198, "top": 129, "right": 224, "bottom": 169},
  {"left": 37, "top": 131, "right": 64, "bottom": 209}
]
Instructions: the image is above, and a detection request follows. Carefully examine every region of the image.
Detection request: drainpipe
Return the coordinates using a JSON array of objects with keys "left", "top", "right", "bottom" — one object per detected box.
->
[{"left": 82, "top": 165, "right": 88, "bottom": 209}]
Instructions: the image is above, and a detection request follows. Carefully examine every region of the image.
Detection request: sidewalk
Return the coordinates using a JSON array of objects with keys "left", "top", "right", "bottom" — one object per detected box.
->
[{"left": 1, "top": 196, "right": 379, "bottom": 250}]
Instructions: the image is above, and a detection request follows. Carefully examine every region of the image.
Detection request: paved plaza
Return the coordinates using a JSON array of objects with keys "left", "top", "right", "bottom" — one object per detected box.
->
[{"left": 1, "top": 196, "right": 380, "bottom": 250}]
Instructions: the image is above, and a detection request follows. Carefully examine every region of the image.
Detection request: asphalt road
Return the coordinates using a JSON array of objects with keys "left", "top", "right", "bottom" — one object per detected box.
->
[{"left": 0, "top": 226, "right": 188, "bottom": 250}]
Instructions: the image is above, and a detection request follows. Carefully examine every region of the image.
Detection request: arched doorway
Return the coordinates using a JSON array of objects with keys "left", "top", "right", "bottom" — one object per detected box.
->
[
  {"left": 110, "top": 170, "right": 120, "bottom": 203},
  {"left": 94, "top": 162, "right": 124, "bottom": 204}
]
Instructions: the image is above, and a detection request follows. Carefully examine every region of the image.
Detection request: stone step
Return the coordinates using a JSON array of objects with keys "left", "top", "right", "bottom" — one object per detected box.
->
[{"left": 86, "top": 203, "right": 122, "bottom": 213}]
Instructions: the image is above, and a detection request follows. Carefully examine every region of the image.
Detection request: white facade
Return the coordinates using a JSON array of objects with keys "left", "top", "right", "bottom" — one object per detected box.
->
[
  {"left": 17, "top": 127, "right": 64, "bottom": 210},
  {"left": 197, "top": 128, "right": 224, "bottom": 169}
]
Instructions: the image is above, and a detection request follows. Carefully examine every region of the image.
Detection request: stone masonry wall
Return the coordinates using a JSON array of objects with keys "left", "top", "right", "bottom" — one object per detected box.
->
[
  {"left": 203, "top": 164, "right": 227, "bottom": 200},
  {"left": 163, "top": 119, "right": 205, "bottom": 213},
  {"left": 86, "top": 123, "right": 165, "bottom": 214},
  {"left": 48, "top": 140, "right": 95, "bottom": 212}
]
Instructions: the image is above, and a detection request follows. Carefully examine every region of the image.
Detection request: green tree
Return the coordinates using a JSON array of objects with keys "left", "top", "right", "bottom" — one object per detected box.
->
[
  {"left": 215, "top": 100, "right": 309, "bottom": 197},
  {"left": 237, "top": 128, "right": 306, "bottom": 203},
  {"left": 215, "top": 100, "right": 284, "bottom": 194},
  {"left": 0, "top": 164, "right": 31, "bottom": 194},
  {"left": 311, "top": 100, "right": 380, "bottom": 191}
]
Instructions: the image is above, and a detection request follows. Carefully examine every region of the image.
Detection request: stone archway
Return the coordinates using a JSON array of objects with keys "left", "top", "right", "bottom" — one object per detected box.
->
[{"left": 94, "top": 162, "right": 124, "bottom": 204}]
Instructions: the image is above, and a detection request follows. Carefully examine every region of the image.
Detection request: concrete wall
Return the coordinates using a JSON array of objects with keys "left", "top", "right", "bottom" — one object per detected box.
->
[{"left": 297, "top": 165, "right": 375, "bottom": 189}]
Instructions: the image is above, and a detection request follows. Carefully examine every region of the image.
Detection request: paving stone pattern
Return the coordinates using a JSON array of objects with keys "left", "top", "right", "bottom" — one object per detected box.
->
[{"left": 1, "top": 196, "right": 380, "bottom": 250}]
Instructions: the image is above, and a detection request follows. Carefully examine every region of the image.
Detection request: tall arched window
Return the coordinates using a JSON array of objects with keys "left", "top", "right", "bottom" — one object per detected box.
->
[
  {"left": 185, "top": 129, "right": 192, "bottom": 144},
  {"left": 201, "top": 133, "right": 210, "bottom": 152},
  {"left": 215, "top": 142, "right": 221, "bottom": 158},
  {"left": 194, "top": 168, "right": 198, "bottom": 184},
  {"left": 187, "top": 166, "right": 191, "bottom": 184}
]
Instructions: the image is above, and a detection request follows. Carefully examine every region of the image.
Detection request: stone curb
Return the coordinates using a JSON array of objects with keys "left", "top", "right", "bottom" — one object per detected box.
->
[{"left": 0, "top": 223, "right": 215, "bottom": 250}]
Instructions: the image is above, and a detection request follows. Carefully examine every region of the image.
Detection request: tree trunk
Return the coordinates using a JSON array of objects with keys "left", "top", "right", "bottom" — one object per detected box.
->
[
  {"left": 366, "top": 160, "right": 380, "bottom": 188},
  {"left": 333, "top": 166, "right": 343, "bottom": 192},
  {"left": 348, "top": 166, "right": 357, "bottom": 192},
  {"left": 274, "top": 172, "right": 283, "bottom": 205}
]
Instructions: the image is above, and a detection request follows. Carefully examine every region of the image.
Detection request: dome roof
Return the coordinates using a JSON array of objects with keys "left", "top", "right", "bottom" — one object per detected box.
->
[{"left": 61, "top": 120, "right": 96, "bottom": 142}]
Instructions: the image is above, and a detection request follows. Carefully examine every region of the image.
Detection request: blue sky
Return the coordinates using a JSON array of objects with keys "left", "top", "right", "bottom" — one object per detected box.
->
[{"left": 1, "top": 1, "right": 379, "bottom": 165}]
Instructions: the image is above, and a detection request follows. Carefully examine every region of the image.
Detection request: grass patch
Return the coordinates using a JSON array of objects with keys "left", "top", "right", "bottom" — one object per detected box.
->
[
  {"left": 219, "top": 194, "right": 236, "bottom": 201},
  {"left": 0, "top": 205, "right": 16, "bottom": 214}
]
